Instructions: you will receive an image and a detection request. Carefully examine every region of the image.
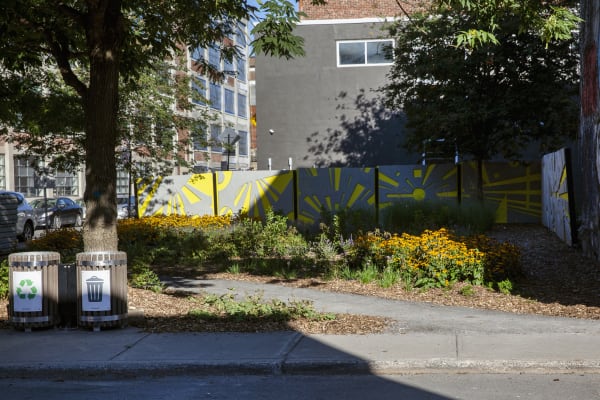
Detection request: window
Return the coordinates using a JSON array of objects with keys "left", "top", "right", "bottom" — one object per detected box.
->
[
  {"left": 337, "top": 39, "right": 394, "bottom": 67},
  {"left": 116, "top": 169, "right": 130, "bottom": 196},
  {"left": 190, "top": 47, "right": 204, "bottom": 61},
  {"left": 14, "top": 157, "right": 38, "bottom": 196},
  {"left": 208, "top": 45, "right": 220, "bottom": 68},
  {"left": 237, "top": 93, "right": 247, "bottom": 118},
  {"left": 209, "top": 83, "right": 221, "bottom": 110},
  {"left": 236, "top": 25, "right": 247, "bottom": 47},
  {"left": 210, "top": 124, "right": 223, "bottom": 152},
  {"left": 191, "top": 77, "right": 207, "bottom": 105},
  {"left": 54, "top": 171, "right": 79, "bottom": 196},
  {"left": 237, "top": 57, "right": 246, "bottom": 82},
  {"left": 224, "top": 89, "right": 235, "bottom": 114},
  {"left": 237, "top": 131, "right": 249, "bottom": 156},
  {"left": 224, "top": 56, "right": 235, "bottom": 76},
  {"left": 0, "top": 154, "right": 6, "bottom": 190},
  {"left": 193, "top": 129, "right": 208, "bottom": 151}
]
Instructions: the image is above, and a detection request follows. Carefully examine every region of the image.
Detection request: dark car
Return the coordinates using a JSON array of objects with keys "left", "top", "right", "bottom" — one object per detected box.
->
[
  {"left": 0, "top": 191, "right": 36, "bottom": 241},
  {"left": 31, "top": 197, "right": 84, "bottom": 229},
  {"left": 75, "top": 198, "right": 86, "bottom": 220}
]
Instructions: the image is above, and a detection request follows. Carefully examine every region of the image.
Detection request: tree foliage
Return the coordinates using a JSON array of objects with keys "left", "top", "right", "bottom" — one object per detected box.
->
[
  {"left": 383, "top": 3, "right": 579, "bottom": 163},
  {"left": 433, "top": 0, "right": 581, "bottom": 48},
  {"left": 0, "top": 0, "right": 325, "bottom": 251}
]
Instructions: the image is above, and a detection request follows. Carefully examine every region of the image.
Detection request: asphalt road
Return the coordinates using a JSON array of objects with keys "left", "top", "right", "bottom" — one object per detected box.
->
[{"left": 1, "top": 373, "right": 598, "bottom": 400}]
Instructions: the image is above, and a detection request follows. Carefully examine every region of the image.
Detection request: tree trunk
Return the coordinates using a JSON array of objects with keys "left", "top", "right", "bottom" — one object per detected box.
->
[
  {"left": 578, "top": 1, "right": 600, "bottom": 260},
  {"left": 81, "top": 1, "right": 124, "bottom": 252}
]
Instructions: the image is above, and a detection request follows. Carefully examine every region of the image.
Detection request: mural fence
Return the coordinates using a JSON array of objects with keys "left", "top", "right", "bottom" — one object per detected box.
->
[
  {"left": 541, "top": 148, "right": 577, "bottom": 246},
  {"left": 136, "top": 161, "right": 544, "bottom": 226}
]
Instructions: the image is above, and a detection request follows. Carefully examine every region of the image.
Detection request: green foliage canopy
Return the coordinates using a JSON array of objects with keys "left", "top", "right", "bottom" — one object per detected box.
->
[
  {"left": 0, "top": 0, "right": 325, "bottom": 251},
  {"left": 383, "top": 3, "right": 580, "bottom": 161}
]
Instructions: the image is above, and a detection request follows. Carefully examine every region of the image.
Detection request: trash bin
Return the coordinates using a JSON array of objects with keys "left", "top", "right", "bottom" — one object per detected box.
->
[
  {"left": 8, "top": 251, "right": 61, "bottom": 331},
  {"left": 76, "top": 251, "right": 128, "bottom": 331}
]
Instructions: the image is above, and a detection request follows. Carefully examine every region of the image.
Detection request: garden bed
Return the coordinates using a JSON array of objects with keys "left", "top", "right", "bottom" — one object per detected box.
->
[{"left": 2, "top": 223, "right": 599, "bottom": 333}]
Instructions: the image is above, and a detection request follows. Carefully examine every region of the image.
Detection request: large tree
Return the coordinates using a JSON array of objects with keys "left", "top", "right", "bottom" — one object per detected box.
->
[
  {"left": 402, "top": 1, "right": 600, "bottom": 259},
  {"left": 383, "top": 4, "right": 579, "bottom": 173},
  {"left": 577, "top": 1, "right": 600, "bottom": 259},
  {"left": 0, "top": 0, "right": 323, "bottom": 251}
]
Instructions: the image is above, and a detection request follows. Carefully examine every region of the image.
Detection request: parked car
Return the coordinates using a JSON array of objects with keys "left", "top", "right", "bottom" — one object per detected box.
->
[
  {"left": 117, "top": 195, "right": 136, "bottom": 219},
  {"left": 75, "top": 198, "right": 86, "bottom": 220},
  {"left": 0, "top": 191, "right": 36, "bottom": 242},
  {"left": 30, "top": 197, "right": 84, "bottom": 229}
]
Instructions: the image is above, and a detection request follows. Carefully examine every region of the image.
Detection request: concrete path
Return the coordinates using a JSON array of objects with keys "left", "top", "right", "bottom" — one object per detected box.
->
[{"left": 0, "top": 278, "right": 599, "bottom": 378}]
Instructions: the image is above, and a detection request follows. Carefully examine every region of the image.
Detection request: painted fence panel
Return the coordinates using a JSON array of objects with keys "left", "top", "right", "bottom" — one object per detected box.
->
[
  {"left": 541, "top": 148, "right": 576, "bottom": 246},
  {"left": 137, "top": 173, "right": 215, "bottom": 217},
  {"left": 136, "top": 163, "right": 543, "bottom": 225},
  {"left": 461, "top": 161, "right": 541, "bottom": 223},
  {"left": 378, "top": 164, "right": 458, "bottom": 209},
  {"left": 215, "top": 170, "right": 295, "bottom": 219},
  {"left": 296, "top": 168, "right": 376, "bottom": 226}
]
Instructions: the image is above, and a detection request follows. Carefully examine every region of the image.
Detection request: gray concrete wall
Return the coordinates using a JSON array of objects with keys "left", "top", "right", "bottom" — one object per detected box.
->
[{"left": 256, "top": 22, "right": 415, "bottom": 170}]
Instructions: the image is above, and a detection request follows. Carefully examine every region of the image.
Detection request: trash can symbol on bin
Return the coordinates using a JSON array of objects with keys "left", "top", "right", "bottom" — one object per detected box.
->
[{"left": 85, "top": 276, "right": 104, "bottom": 303}]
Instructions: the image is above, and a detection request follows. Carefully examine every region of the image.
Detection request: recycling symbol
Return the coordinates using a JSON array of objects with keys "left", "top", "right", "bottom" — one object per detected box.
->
[{"left": 16, "top": 279, "right": 38, "bottom": 300}]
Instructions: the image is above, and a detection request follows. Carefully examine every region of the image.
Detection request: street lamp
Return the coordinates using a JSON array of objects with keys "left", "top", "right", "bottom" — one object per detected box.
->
[{"left": 226, "top": 134, "right": 241, "bottom": 171}]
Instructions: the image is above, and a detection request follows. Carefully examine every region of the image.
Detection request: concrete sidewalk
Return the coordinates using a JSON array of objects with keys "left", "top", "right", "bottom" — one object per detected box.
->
[{"left": 1, "top": 278, "right": 599, "bottom": 378}]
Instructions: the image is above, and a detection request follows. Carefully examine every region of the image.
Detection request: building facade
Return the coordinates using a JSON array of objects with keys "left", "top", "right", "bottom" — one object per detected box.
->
[
  {"left": 186, "top": 22, "right": 252, "bottom": 173},
  {"left": 255, "top": 0, "right": 419, "bottom": 170}
]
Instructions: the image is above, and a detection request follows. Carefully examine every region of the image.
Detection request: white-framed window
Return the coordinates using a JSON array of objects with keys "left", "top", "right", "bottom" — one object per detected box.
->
[
  {"left": 236, "top": 24, "right": 247, "bottom": 47},
  {"left": 116, "top": 169, "right": 130, "bottom": 196},
  {"left": 237, "top": 130, "right": 249, "bottom": 156},
  {"left": 0, "top": 154, "right": 6, "bottom": 190},
  {"left": 54, "top": 171, "right": 79, "bottom": 196},
  {"left": 190, "top": 47, "right": 204, "bottom": 61},
  {"left": 237, "top": 57, "right": 246, "bottom": 82},
  {"left": 193, "top": 128, "right": 208, "bottom": 151},
  {"left": 209, "top": 82, "right": 222, "bottom": 110},
  {"left": 14, "top": 157, "right": 38, "bottom": 196},
  {"left": 210, "top": 124, "right": 223, "bottom": 153},
  {"left": 337, "top": 39, "right": 394, "bottom": 67},
  {"left": 224, "top": 89, "right": 235, "bottom": 114},
  {"left": 237, "top": 93, "right": 247, "bottom": 118},
  {"left": 191, "top": 77, "right": 207, "bottom": 106},
  {"left": 208, "top": 45, "right": 220, "bottom": 68}
]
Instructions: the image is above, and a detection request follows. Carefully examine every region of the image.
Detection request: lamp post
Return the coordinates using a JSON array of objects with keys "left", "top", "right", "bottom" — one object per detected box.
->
[{"left": 226, "top": 134, "right": 241, "bottom": 171}]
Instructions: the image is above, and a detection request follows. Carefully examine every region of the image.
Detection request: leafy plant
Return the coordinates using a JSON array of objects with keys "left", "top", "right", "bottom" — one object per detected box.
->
[
  {"left": 497, "top": 279, "right": 514, "bottom": 295},
  {"left": 128, "top": 258, "right": 164, "bottom": 293},
  {"left": 459, "top": 284, "right": 475, "bottom": 297},
  {"left": 191, "top": 292, "right": 335, "bottom": 322},
  {"left": 0, "top": 259, "right": 9, "bottom": 299}
]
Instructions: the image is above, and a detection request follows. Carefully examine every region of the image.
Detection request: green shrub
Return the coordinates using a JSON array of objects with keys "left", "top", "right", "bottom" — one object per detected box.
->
[
  {"left": 193, "top": 292, "right": 335, "bottom": 322},
  {"left": 25, "top": 228, "right": 83, "bottom": 263},
  {"left": 497, "top": 279, "right": 514, "bottom": 295},
  {"left": 231, "top": 209, "right": 308, "bottom": 258},
  {"left": 319, "top": 208, "right": 377, "bottom": 237},
  {"left": 380, "top": 200, "right": 495, "bottom": 235},
  {"left": 128, "top": 258, "right": 164, "bottom": 293},
  {"left": 0, "top": 258, "right": 8, "bottom": 299}
]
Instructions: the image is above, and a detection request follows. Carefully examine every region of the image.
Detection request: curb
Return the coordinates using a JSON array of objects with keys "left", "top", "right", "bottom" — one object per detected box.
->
[{"left": 2, "top": 359, "right": 600, "bottom": 380}]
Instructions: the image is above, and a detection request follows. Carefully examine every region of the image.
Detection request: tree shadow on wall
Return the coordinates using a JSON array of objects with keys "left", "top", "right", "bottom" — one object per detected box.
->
[{"left": 304, "top": 89, "right": 413, "bottom": 167}]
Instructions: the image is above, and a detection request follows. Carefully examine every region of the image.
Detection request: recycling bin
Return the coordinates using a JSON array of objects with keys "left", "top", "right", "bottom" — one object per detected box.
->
[
  {"left": 8, "top": 251, "right": 61, "bottom": 331},
  {"left": 76, "top": 251, "right": 128, "bottom": 331}
]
